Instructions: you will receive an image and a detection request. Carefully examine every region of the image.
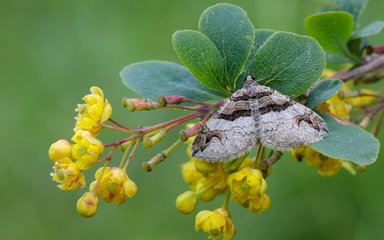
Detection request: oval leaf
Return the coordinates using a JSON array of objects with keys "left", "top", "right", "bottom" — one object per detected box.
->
[
  {"left": 172, "top": 30, "right": 228, "bottom": 94},
  {"left": 247, "top": 31, "right": 326, "bottom": 97},
  {"left": 352, "top": 20, "right": 384, "bottom": 39},
  {"left": 198, "top": 3, "right": 255, "bottom": 88},
  {"left": 305, "top": 12, "right": 354, "bottom": 57},
  {"left": 120, "top": 60, "right": 222, "bottom": 101},
  {"left": 310, "top": 113, "right": 379, "bottom": 165},
  {"left": 307, "top": 79, "right": 343, "bottom": 108}
]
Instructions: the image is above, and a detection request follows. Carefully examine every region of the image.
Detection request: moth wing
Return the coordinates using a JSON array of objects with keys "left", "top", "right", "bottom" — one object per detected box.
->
[
  {"left": 191, "top": 100, "right": 258, "bottom": 162},
  {"left": 256, "top": 91, "right": 328, "bottom": 151}
]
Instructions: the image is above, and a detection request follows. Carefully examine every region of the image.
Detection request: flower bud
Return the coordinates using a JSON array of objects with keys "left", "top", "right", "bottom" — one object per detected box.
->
[
  {"left": 49, "top": 139, "right": 72, "bottom": 162},
  {"left": 77, "top": 192, "right": 99, "bottom": 218},
  {"left": 193, "top": 158, "right": 218, "bottom": 174},
  {"left": 176, "top": 191, "right": 197, "bottom": 214}
]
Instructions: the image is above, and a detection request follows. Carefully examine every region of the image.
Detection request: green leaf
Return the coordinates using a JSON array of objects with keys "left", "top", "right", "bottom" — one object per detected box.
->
[
  {"left": 320, "top": 0, "right": 367, "bottom": 28},
  {"left": 253, "top": 29, "right": 276, "bottom": 52},
  {"left": 198, "top": 3, "right": 255, "bottom": 89},
  {"left": 172, "top": 30, "right": 229, "bottom": 94},
  {"left": 246, "top": 31, "right": 326, "bottom": 98},
  {"left": 305, "top": 11, "right": 354, "bottom": 57},
  {"left": 307, "top": 79, "right": 343, "bottom": 108},
  {"left": 120, "top": 60, "right": 222, "bottom": 101},
  {"left": 347, "top": 37, "right": 368, "bottom": 59},
  {"left": 310, "top": 113, "right": 379, "bottom": 165},
  {"left": 352, "top": 21, "right": 384, "bottom": 39},
  {"left": 236, "top": 29, "right": 276, "bottom": 89}
]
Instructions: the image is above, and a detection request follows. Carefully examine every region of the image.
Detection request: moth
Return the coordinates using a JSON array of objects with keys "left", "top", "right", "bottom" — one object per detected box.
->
[{"left": 191, "top": 75, "right": 329, "bottom": 162}]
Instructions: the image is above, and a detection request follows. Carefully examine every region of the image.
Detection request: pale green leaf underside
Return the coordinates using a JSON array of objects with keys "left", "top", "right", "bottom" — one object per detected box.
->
[
  {"left": 120, "top": 60, "right": 222, "bottom": 101},
  {"left": 307, "top": 79, "right": 343, "bottom": 108},
  {"left": 352, "top": 21, "right": 384, "bottom": 39},
  {"left": 310, "top": 113, "right": 379, "bottom": 165}
]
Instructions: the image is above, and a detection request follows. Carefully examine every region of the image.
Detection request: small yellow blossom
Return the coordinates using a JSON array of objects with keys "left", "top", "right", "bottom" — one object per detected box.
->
[
  {"left": 72, "top": 130, "right": 104, "bottom": 170},
  {"left": 196, "top": 164, "right": 227, "bottom": 201},
  {"left": 228, "top": 167, "right": 267, "bottom": 205},
  {"left": 317, "top": 157, "right": 343, "bottom": 176},
  {"left": 49, "top": 139, "right": 72, "bottom": 162},
  {"left": 50, "top": 157, "right": 85, "bottom": 190},
  {"left": 290, "top": 146, "right": 306, "bottom": 162},
  {"left": 304, "top": 147, "right": 321, "bottom": 166},
  {"left": 182, "top": 160, "right": 202, "bottom": 191},
  {"left": 193, "top": 158, "right": 218, "bottom": 174},
  {"left": 343, "top": 89, "right": 377, "bottom": 107},
  {"left": 248, "top": 193, "right": 271, "bottom": 213},
  {"left": 195, "top": 208, "right": 235, "bottom": 240},
  {"left": 74, "top": 86, "right": 112, "bottom": 136},
  {"left": 91, "top": 167, "right": 137, "bottom": 204},
  {"left": 77, "top": 192, "right": 99, "bottom": 218},
  {"left": 176, "top": 191, "right": 198, "bottom": 214},
  {"left": 293, "top": 147, "right": 344, "bottom": 176},
  {"left": 319, "top": 94, "right": 351, "bottom": 120}
]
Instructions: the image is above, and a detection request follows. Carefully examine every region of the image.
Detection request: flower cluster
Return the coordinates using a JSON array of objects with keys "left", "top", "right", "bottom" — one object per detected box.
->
[
  {"left": 176, "top": 151, "right": 271, "bottom": 239},
  {"left": 48, "top": 87, "right": 137, "bottom": 217}
]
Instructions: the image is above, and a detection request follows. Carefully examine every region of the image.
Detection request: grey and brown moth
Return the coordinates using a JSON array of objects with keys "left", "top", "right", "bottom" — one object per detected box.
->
[{"left": 191, "top": 76, "right": 329, "bottom": 162}]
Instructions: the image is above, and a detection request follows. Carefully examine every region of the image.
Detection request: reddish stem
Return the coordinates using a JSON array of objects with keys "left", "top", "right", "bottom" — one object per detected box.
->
[{"left": 108, "top": 118, "right": 133, "bottom": 132}]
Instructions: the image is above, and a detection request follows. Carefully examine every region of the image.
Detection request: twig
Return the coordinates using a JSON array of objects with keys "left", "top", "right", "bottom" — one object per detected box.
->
[
  {"left": 260, "top": 151, "right": 283, "bottom": 178},
  {"left": 333, "top": 54, "right": 384, "bottom": 82}
]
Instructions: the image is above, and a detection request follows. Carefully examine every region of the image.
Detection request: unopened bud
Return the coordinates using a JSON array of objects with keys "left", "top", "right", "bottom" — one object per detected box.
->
[
  {"left": 193, "top": 158, "right": 218, "bottom": 174},
  {"left": 196, "top": 183, "right": 218, "bottom": 202},
  {"left": 49, "top": 139, "right": 72, "bottom": 161},
  {"left": 76, "top": 192, "right": 99, "bottom": 218},
  {"left": 176, "top": 191, "right": 197, "bottom": 214}
]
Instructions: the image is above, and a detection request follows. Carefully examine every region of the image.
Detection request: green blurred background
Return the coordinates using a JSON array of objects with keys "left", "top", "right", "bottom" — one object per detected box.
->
[{"left": 1, "top": 0, "right": 383, "bottom": 239}]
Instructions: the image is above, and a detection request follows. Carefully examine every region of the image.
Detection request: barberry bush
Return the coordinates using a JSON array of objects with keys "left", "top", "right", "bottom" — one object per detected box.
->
[{"left": 48, "top": 1, "right": 384, "bottom": 239}]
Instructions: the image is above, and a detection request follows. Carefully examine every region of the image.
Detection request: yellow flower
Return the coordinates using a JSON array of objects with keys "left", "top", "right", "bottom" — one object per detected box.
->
[
  {"left": 319, "top": 94, "right": 351, "bottom": 120},
  {"left": 317, "top": 157, "right": 343, "bottom": 176},
  {"left": 182, "top": 160, "right": 202, "bottom": 191},
  {"left": 72, "top": 130, "right": 104, "bottom": 170},
  {"left": 304, "top": 147, "right": 342, "bottom": 176},
  {"left": 48, "top": 139, "right": 72, "bottom": 162},
  {"left": 290, "top": 146, "right": 306, "bottom": 162},
  {"left": 343, "top": 89, "right": 377, "bottom": 107},
  {"left": 248, "top": 193, "right": 271, "bottom": 213},
  {"left": 50, "top": 157, "right": 85, "bottom": 190},
  {"left": 176, "top": 191, "right": 198, "bottom": 214},
  {"left": 228, "top": 167, "right": 267, "bottom": 205},
  {"left": 196, "top": 164, "right": 227, "bottom": 201},
  {"left": 77, "top": 192, "right": 99, "bottom": 218},
  {"left": 74, "top": 86, "right": 112, "bottom": 136},
  {"left": 195, "top": 208, "right": 235, "bottom": 240},
  {"left": 304, "top": 147, "right": 321, "bottom": 166},
  {"left": 91, "top": 167, "right": 137, "bottom": 204},
  {"left": 193, "top": 158, "right": 218, "bottom": 174}
]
